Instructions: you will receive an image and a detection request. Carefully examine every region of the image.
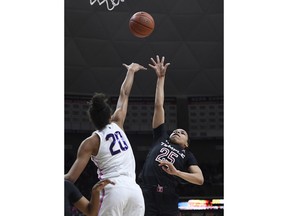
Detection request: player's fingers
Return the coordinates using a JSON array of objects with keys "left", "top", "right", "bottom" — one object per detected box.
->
[
  {"left": 161, "top": 166, "right": 170, "bottom": 172},
  {"left": 150, "top": 58, "right": 156, "bottom": 65},
  {"left": 161, "top": 56, "right": 165, "bottom": 64},
  {"left": 148, "top": 64, "right": 156, "bottom": 69},
  {"left": 95, "top": 180, "right": 114, "bottom": 190},
  {"left": 164, "top": 63, "right": 170, "bottom": 69},
  {"left": 156, "top": 55, "right": 160, "bottom": 63},
  {"left": 159, "top": 160, "right": 172, "bottom": 167},
  {"left": 100, "top": 182, "right": 108, "bottom": 187},
  {"left": 100, "top": 179, "right": 114, "bottom": 185},
  {"left": 106, "top": 179, "right": 115, "bottom": 185},
  {"left": 158, "top": 162, "right": 167, "bottom": 167}
]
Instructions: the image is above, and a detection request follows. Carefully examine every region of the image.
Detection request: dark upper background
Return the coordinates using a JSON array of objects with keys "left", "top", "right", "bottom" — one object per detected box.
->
[
  {"left": 65, "top": 0, "right": 223, "bottom": 200},
  {"left": 65, "top": 0, "right": 223, "bottom": 97}
]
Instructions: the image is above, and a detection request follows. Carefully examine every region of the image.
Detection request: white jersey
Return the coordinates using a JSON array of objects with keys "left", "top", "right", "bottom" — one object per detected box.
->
[
  {"left": 91, "top": 122, "right": 145, "bottom": 215},
  {"left": 91, "top": 122, "right": 136, "bottom": 180}
]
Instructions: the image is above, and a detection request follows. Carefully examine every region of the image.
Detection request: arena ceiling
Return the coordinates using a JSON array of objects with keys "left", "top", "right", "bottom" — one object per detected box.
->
[{"left": 65, "top": 0, "right": 223, "bottom": 97}]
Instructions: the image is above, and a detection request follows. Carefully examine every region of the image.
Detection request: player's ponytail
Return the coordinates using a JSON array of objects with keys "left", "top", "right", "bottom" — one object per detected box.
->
[{"left": 87, "top": 93, "right": 112, "bottom": 130}]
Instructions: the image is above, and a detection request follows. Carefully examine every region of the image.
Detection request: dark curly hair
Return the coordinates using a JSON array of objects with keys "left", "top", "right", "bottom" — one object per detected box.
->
[{"left": 87, "top": 93, "right": 112, "bottom": 130}]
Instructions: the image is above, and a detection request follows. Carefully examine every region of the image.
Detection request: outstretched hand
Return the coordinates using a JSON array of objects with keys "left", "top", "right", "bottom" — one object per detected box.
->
[
  {"left": 149, "top": 55, "right": 170, "bottom": 78},
  {"left": 122, "top": 63, "right": 147, "bottom": 73},
  {"left": 92, "top": 179, "right": 115, "bottom": 192},
  {"left": 158, "top": 160, "right": 178, "bottom": 176}
]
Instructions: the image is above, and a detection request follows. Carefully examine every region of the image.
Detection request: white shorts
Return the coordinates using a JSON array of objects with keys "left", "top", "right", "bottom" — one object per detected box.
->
[{"left": 98, "top": 175, "right": 145, "bottom": 216}]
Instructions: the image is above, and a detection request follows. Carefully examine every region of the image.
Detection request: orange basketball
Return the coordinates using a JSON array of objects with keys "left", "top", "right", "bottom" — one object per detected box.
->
[{"left": 129, "top": 11, "right": 155, "bottom": 38}]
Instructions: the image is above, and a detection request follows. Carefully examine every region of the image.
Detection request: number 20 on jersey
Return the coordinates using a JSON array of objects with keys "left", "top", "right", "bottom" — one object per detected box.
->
[{"left": 106, "top": 131, "right": 129, "bottom": 156}]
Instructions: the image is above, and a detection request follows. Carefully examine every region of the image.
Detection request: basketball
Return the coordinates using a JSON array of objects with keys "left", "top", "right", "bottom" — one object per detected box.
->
[{"left": 129, "top": 11, "right": 155, "bottom": 38}]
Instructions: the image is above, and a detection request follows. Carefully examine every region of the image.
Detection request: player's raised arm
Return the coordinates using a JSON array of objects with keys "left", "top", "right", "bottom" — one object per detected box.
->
[
  {"left": 149, "top": 55, "right": 170, "bottom": 129},
  {"left": 111, "top": 63, "right": 147, "bottom": 129}
]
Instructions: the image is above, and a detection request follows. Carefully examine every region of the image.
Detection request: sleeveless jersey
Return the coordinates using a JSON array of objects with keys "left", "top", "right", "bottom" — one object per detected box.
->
[
  {"left": 91, "top": 122, "right": 136, "bottom": 180},
  {"left": 139, "top": 123, "right": 198, "bottom": 188}
]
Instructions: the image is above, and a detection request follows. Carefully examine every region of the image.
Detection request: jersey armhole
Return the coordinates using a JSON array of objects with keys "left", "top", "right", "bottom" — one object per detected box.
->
[{"left": 90, "top": 132, "right": 101, "bottom": 157}]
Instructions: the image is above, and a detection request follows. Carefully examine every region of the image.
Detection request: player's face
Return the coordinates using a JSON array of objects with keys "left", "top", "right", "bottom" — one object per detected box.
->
[{"left": 169, "top": 129, "right": 189, "bottom": 148}]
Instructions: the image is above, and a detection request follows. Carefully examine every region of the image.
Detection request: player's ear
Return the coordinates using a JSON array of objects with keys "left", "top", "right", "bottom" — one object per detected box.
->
[{"left": 185, "top": 135, "right": 191, "bottom": 148}]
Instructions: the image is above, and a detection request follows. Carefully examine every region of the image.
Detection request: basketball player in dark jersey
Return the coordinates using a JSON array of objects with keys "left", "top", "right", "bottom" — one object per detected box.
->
[
  {"left": 65, "top": 179, "right": 114, "bottom": 216},
  {"left": 138, "top": 55, "right": 204, "bottom": 216}
]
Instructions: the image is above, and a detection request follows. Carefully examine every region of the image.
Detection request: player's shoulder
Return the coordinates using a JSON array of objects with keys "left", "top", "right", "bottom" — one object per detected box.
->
[
  {"left": 110, "top": 121, "right": 124, "bottom": 130},
  {"left": 65, "top": 179, "right": 78, "bottom": 193},
  {"left": 80, "top": 134, "right": 100, "bottom": 151},
  {"left": 87, "top": 133, "right": 100, "bottom": 143},
  {"left": 65, "top": 179, "right": 73, "bottom": 187}
]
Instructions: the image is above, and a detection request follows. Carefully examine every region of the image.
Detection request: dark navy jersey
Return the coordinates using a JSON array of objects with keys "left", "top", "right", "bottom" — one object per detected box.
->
[
  {"left": 65, "top": 180, "right": 83, "bottom": 216},
  {"left": 139, "top": 123, "right": 198, "bottom": 188}
]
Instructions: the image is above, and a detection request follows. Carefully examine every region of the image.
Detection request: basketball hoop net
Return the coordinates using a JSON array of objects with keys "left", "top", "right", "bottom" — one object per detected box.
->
[{"left": 90, "top": 0, "right": 125, "bottom": 11}]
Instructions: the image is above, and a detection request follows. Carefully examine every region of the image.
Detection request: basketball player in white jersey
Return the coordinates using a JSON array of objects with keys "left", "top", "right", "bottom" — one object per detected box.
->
[{"left": 65, "top": 63, "right": 147, "bottom": 216}]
